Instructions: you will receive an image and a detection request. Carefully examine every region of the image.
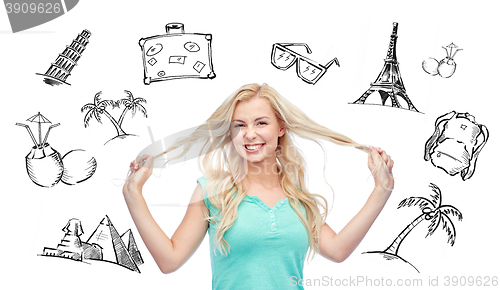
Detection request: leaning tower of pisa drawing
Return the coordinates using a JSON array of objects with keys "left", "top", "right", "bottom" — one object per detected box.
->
[{"left": 37, "top": 29, "right": 91, "bottom": 86}]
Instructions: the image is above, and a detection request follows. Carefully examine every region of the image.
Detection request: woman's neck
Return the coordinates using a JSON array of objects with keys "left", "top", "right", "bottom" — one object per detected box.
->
[{"left": 244, "top": 158, "right": 281, "bottom": 188}]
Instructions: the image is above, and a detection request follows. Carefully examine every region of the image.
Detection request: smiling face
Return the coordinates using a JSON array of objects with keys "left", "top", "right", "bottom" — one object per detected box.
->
[{"left": 230, "top": 96, "right": 286, "bottom": 165}]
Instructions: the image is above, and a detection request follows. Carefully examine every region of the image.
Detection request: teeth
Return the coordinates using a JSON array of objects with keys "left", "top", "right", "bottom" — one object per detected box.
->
[{"left": 245, "top": 144, "right": 263, "bottom": 150}]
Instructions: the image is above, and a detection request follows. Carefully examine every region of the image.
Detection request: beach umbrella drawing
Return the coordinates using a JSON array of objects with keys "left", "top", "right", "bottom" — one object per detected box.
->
[{"left": 26, "top": 112, "right": 51, "bottom": 147}]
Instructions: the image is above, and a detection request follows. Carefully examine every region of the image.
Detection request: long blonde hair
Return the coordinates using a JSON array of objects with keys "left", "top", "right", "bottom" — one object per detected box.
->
[{"left": 157, "top": 83, "right": 378, "bottom": 262}]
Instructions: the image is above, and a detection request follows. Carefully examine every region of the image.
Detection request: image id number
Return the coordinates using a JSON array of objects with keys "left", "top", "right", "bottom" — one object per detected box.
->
[
  {"left": 5, "top": 2, "right": 62, "bottom": 14},
  {"left": 444, "top": 276, "right": 498, "bottom": 287}
]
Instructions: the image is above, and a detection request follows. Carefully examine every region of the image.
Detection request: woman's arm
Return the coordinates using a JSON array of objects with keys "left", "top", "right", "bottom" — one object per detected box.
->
[
  {"left": 123, "top": 155, "right": 209, "bottom": 273},
  {"left": 319, "top": 147, "right": 394, "bottom": 262}
]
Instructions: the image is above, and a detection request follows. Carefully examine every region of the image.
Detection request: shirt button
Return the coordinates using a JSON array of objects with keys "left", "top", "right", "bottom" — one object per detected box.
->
[
  {"left": 269, "top": 210, "right": 273, "bottom": 213},
  {"left": 272, "top": 223, "right": 275, "bottom": 226},
  {"left": 271, "top": 215, "right": 274, "bottom": 218}
]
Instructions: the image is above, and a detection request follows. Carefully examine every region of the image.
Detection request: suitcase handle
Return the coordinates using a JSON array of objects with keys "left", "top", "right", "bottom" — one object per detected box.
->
[{"left": 166, "top": 22, "right": 185, "bottom": 34}]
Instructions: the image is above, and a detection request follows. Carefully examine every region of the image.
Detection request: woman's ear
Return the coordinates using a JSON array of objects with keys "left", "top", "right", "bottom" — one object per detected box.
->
[{"left": 278, "top": 122, "right": 286, "bottom": 137}]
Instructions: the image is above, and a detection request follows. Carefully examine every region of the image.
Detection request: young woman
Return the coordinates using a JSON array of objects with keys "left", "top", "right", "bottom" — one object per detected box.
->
[{"left": 122, "top": 83, "right": 394, "bottom": 289}]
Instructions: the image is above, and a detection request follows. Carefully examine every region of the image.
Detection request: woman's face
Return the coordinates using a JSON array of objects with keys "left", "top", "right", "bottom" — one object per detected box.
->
[{"left": 231, "top": 96, "right": 285, "bottom": 165}]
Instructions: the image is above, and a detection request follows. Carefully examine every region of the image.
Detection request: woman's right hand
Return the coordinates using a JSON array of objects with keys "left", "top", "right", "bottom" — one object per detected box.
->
[{"left": 123, "top": 154, "right": 154, "bottom": 197}]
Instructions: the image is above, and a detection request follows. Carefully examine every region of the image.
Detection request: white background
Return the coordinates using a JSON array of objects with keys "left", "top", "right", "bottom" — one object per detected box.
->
[{"left": 1, "top": 0, "right": 499, "bottom": 289}]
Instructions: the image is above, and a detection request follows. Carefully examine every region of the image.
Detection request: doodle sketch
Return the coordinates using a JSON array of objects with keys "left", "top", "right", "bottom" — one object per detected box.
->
[
  {"left": 363, "top": 183, "right": 463, "bottom": 273},
  {"left": 60, "top": 149, "right": 98, "bottom": 185},
  {"left": 270, "top": 43, "right": 340, "bottom": 85},
  {"left": 37, "top": 29, "right": 91, "bottom": 86},
  {"left": 81, "top": 90, "right": 147, "bottom": 145},
  {"left": 16, "top": 112, "right": 97, "bottom": 188},
  {"left": 41, "top": 215, "right": 144, "bottom": 273},
  {"left": 139, "top": 22, "right": 216, "bottom": 84},
  {"left": 424, "top": 111, "right": 489, "bottom": 181},
  {"left": 350, "top": 22, "right": 420, "bottom": 112},
  {"left": 422, "top": 43, "right": 462, "bottom": 78}
]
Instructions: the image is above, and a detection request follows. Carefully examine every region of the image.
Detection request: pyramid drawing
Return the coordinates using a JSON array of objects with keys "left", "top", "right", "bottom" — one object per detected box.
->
[
  {"left": 121, "top": 229, "right": 144, "bottom": 267},
  {"left": 86, "top": 215, "right": 141, "bottom": 272},
  {"left": 41, "top": 215, "right": 143, "bottom": 273}
]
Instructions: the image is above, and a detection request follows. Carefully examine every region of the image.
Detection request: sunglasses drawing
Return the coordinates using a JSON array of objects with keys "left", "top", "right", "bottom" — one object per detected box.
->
[{"left": 271, "top": 43, "right": 340, "bottom": 84}]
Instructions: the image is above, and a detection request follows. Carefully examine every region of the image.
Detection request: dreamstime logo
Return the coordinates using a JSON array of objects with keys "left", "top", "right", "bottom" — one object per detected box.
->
[{"left": 3, "top": 0, "right": 79, "bottom": 33}]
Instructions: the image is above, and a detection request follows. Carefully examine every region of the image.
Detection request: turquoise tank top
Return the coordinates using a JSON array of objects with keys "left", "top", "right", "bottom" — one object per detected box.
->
[{"left": 197, "top": 176, "right": 310, "bottom": 290}]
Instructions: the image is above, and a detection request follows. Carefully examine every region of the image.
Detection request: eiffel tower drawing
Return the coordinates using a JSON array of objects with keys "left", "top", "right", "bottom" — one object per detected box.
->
[{"left": 351, "top": 22, "right": 420, "bottom": 112}]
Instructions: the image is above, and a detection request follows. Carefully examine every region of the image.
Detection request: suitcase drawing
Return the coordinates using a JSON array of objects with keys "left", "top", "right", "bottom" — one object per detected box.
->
[{"left": 139, "top": 23, "right": 216, "bottom": 85}]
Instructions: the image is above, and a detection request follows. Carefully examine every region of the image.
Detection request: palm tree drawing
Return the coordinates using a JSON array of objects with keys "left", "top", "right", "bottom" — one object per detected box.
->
[
  {"left": 81, "top": 91, "right": 124, "bottom": 134},
  {"left": 116, "top": 90, "right": 147, "bottom": 128},
  {"left": 363, "top": 183, "right": 463, "bottom": 273},
  {"left": 81, "top": 91, "right": 148, "bottom": 145}
]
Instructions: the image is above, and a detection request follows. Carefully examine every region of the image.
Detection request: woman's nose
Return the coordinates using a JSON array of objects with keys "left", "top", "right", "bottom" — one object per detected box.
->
[{"left": 245, "top": 126, "right": 257, "bottom": 139}]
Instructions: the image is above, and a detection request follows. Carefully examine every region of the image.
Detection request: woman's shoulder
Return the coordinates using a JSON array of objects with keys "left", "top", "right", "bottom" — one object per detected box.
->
[
  {"left": 196, "top": 176, "right": 209, "bottom": 189},
  {"left": 196, "top": 176, "right": 222, "bottom": 219}
]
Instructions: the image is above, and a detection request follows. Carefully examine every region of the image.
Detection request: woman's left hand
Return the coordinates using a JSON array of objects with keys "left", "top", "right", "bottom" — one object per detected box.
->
[
  {"left": 368, "top": 146, "right": 394, "bottom": 193},
  {"left": 319, "top": 146, "right": 395, "bottom": 263}
]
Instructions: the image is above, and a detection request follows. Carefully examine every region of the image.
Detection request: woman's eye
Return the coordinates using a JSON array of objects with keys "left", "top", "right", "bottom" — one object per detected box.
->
[
  {"left": 258, "top": 122, "right": 267, "bottom": 126},
  {"left": 234, "top": 124, "right": 244, "bottom": 128}
]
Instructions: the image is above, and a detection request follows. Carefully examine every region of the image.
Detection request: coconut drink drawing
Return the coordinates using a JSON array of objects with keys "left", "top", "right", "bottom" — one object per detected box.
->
[
  {"left": 16, "top": 112, "right": 97, "bottom": 188},
  {"left": 16, "top": 112, "right": 63, "bottom": 187},
  {"left": 422, "top": 43, "right": 462, "bottom": 78}
]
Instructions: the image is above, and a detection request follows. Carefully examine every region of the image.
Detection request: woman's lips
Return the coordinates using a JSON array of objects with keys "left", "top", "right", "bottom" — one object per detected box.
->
[{"left": 244, "top": 143, "right": 265, "bottom": 153}]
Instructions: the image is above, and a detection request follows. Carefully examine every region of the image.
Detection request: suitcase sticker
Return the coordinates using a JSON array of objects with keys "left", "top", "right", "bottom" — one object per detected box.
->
[{"left": 139, "top": 23, "right": 216, "bottom": 85}]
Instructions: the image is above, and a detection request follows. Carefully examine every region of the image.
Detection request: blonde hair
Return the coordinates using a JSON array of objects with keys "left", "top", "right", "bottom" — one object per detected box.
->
[{"left": 156, "top": 83, "right": 384, "bottom": 262}]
